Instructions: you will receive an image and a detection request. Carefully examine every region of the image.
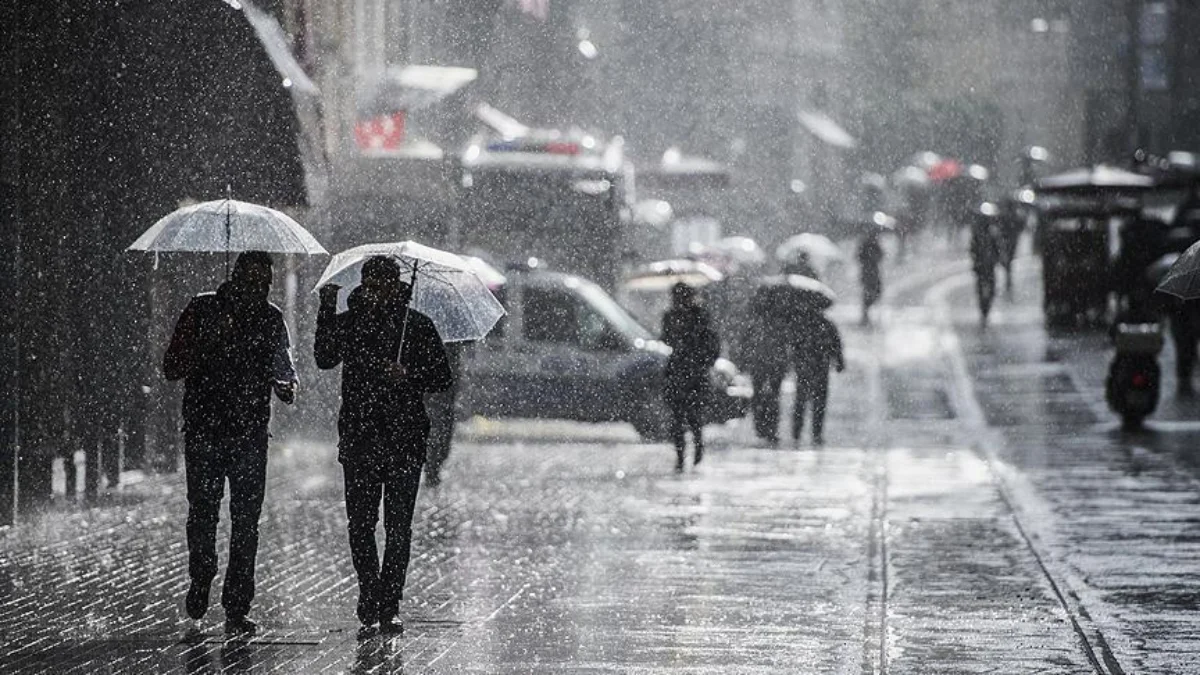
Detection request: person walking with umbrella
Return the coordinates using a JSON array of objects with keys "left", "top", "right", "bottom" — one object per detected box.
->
[
  {"left": 162, "top": 251, "right": 298, "bottom": 636},
  {"left": 661, "top": 282, "right": 721, "bottom": 472},
  {"left": 314, "top": 256, "right": 453, "bottom": 637}
]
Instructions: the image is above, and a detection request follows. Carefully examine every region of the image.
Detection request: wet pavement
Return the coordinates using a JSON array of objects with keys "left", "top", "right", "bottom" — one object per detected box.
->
[{"left": 3, "top": 234, "right": 1200, "bottom": 673}]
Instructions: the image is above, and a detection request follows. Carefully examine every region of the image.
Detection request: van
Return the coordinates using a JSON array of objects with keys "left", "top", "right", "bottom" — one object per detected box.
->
[{"left": 458, "top": 266, "right": 751, "bottom": 440}]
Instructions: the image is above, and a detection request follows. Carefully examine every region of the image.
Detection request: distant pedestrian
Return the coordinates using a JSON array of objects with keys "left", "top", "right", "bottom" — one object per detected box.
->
[
  {"left": 857, "top": 230, "right": 884, "bottom": 325},
  {"left": 997, "top": 196, "right": 1024, "bottom": 294},
  {"left": 163, "top": 251, "right": 297, "bottom": 636},
  {"left": 790, "top": 309, "right": 845, "bottom": 445},
  {"left": 661, "top": 282, "right": 720, "bottom": 472},
  {"left": 1167, "top": 300, "right": 1200, "bottom": 397},
  {"left": 314, "top": 256, "right": 452, "bottom": 638},
  {"left": 740, "top": 285, "right": 792, "bottom": 445},
  {"left": 424, "top": 341, "right": 465, "bottom": 487},
  {"left": 970, "top": 206, "right": 1001, "bottom": 327}
]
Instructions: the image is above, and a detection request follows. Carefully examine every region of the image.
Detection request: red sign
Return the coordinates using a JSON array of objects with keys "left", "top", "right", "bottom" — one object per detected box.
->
[{"left": 354, "top": 111, "right": 406, "bottom": 152}]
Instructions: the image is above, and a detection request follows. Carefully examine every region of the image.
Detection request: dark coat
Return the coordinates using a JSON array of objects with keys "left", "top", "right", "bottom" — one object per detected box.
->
[
  {"left": 314, "top": 287, "right": 453, "bottom": 453},
  {"left": 791, "top": 312, "right": 844, "bottom": 379},
  {"left": 662, "top": 303, "right": 719, "bottom": 393},
  {"left": 970, "top": 219, "right": 1001, "bottom": 274},
  {"left": 163, "top": 281, "right": 294, "bottom": 439},
  {"left": 858, "top": 233, "right": 884, "bottom": 302}
]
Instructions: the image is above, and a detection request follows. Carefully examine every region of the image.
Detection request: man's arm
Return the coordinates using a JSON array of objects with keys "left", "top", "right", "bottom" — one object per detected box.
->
[
  {"left": 313, "top": 286, "right": 344, "bottom": 370},
  {"left": 163, "top": 300, "right": 198, "bottom": 381},
  {"left": 829, "top": 321, "right": 845, "bottom": 372},
  {"left": 273, "top": 315, "right": 298, "bottom": 403}
]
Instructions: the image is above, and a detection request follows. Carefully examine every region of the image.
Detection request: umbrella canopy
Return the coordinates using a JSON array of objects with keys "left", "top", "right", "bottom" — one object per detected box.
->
[
  {"left": 776, "top": 233, "right": 843, "bottom": 265},
  {"left": 314, "top": 241, "right": 506, "bottom": 343},
  {"left": 128, "top": 198, "right": 327, "bottom": 255},
  {"left": 1034, "top": 164, "right": 1156, "bottom": 196},
  {"left": 754, "top": 274, "right": 837, "bottom": 311},
  {"left": 711, "top": 236, "right": 767, "bottom": 267},
  {"left": 1156, "top": 242, "right": 1200, "bottom": 299}
]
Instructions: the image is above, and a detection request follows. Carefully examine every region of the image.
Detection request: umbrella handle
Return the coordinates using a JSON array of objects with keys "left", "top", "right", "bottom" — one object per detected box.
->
[
  {"left": 224, "top": 187, "right": 233, "bottom": 279},
  {"left": 396, "top": 264, "right": 419, "bottom": 362}
]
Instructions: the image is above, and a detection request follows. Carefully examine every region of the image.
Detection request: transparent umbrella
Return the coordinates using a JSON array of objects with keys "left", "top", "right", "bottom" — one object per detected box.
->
[
  {"left": 128, "top": 198, "right": 327, "bottom": 255},
  {"left": 313, "top": 241, "right": 506, "bottom": 345},
  {"left": 1157, "top": 244, "right": 1200, "bottom": 300}
]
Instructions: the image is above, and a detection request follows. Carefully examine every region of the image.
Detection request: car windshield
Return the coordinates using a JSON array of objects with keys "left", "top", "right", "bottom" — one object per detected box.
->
[{"left": 573, "top": 279, "right": 654, "bottom": 342}]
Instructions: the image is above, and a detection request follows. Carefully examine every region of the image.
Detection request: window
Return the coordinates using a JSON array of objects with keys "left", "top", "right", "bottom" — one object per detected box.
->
[{"left": 523, "top": 288, "right": 579, "bottom": 344}]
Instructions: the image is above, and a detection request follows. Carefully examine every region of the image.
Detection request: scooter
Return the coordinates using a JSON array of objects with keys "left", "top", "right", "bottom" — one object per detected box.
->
[{"left": 1105, "top": 320, "right": 1164, "bottom": 430}]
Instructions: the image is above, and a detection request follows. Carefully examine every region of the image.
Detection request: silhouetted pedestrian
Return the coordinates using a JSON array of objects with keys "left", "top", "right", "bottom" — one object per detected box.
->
[
  {"left": 163, "top": 251, "right": 297, "bottom": 636},
  {"left": 661, "top": 283, "right": 720, "bottom": 472},
  {"left": 970, "top": 207, "right": 1001, "bottom": 327},
  {"left": 857, "top": 230, "right": 884, "bottom": 325},
  {"left": 314, "top": 256, "right": 452, "bottom": 638},
  {"left": 424, "top": 341, "right": 464, "bottom": 487},
  {"left": 1167, "top": 300, "right": 1200, "bottom": 397},
  {"left": 790, "top": 309, "right": 844, "bottom": 445},
  {"left": 740, "top": 285, "right": 792, "bottom": 445}
]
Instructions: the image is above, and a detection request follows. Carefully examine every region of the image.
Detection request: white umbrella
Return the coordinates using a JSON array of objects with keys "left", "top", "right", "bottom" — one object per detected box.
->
[
  {"left": 314, "top": 241, "right": 506, "bottom": 344},
  {"left": 775, "top": 233, "right": 843, "bottom": 264},
  {"left": 128, "top": 198, "right": 327, "bottom": 255}
]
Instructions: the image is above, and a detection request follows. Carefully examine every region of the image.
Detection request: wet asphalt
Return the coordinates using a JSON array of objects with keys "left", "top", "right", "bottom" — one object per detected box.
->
[{"left": 2, "top": 233, "right": 1200, "bottom": 673}]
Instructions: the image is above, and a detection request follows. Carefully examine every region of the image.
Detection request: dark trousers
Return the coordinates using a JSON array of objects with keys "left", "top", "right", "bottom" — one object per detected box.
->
[
  {"left": 666, "top": 381, "right": 705, "bottom": 456},
  {"left": 751, "top": 371, "right": 785, "bottom": 441},
  {"left": 792, "top": 369, "right": 830, "bottom": 441},
  {"left": 185, "top": 431, "right": 268, "bottom": 619},
  {"left": 1169, "top": 311, "right": 1199, "bottom": 384},
  {"left": 342, "top": 436, "right": 425, "bottom": 624}
]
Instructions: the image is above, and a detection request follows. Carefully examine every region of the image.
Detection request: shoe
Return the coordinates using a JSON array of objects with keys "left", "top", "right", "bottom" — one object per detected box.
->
[
  {"left": 693, "top": 448, "right": 703, "bottom": 466},
  {"left": 356, "top": 623, "right": 378, "bottom": 641},
  {"left": 224, "top": 615, "right": 257, "bottom": 637},
  {"left": 379, "top": 617, "right": 404, "bottom": 635},
  {"left": 812, "top": 435, "right": 825, "bottom": 446},
  {"left": 185, "top": 581, "right": 210, "bottom": 620}
]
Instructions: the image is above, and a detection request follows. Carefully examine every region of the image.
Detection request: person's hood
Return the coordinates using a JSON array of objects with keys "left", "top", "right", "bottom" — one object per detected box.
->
[
  {"left": 347, "top": 285, "right": 407, "bottom": 316},
  {"left": 217, "top": 278, "right": 269, "bottom": 306}
]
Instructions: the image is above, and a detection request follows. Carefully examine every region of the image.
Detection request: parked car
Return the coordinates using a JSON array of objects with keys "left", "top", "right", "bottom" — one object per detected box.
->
[{"left": 458, "top": 265, "right": 751, "bottom": 440}]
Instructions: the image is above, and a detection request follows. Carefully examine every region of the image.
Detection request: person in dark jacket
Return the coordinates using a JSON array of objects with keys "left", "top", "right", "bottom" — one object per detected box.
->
[
  {"left": 790, "top": 309, "right": 845, "bottom": 445},
  {"left": 741, "top": 285, "right": 792, "bottom": 445},
  {"left": 970, "top": 207, "right": 1001, "bottom": 327},
  {"left": 163, "top": 251, "right": 297, "bottom": 636},
  {"left": 314, "top": 256, "right": 453, "bottom": 637},
  {"left": 661, "top": 282, "right": 719, "bottom": 472},
  {"left": 857, "top": 229, "right": 884, "bottom": 325}
]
